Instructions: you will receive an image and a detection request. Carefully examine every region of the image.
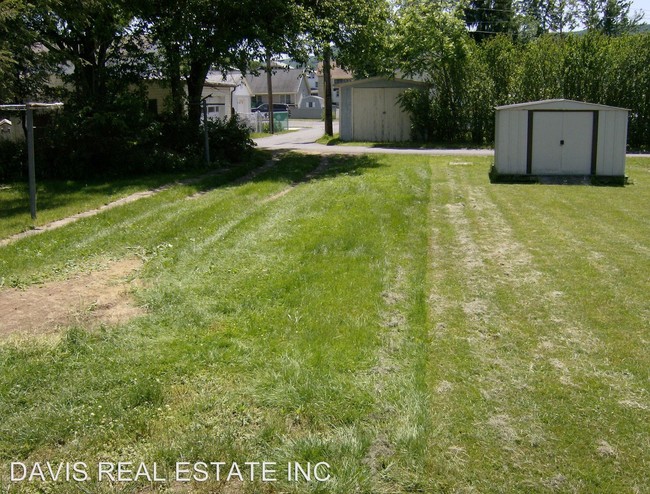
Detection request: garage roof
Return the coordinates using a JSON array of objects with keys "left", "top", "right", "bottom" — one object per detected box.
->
[{"left": 339, "top": 77, "right": 427, "bottom": 89}]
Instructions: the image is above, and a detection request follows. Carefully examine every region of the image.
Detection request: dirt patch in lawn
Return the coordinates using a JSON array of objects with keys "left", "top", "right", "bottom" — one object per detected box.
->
[{"left": 0, "top": 258, "right": 144, "bottom": 339}]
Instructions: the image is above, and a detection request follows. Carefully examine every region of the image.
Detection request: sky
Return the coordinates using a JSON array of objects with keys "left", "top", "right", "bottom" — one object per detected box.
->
[{"left": 633, "top": 0, "right": 650, "bottom": 22}]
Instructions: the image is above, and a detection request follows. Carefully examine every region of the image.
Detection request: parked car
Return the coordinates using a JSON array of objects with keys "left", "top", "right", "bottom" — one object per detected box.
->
[{"left": 251, "top": 103, "right": 290, "bottom": 115}]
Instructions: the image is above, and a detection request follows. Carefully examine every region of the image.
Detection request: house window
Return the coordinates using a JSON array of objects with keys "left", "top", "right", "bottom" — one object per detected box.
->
[{"left": 277, "top": 94, "right": 293, "bottom": 105}]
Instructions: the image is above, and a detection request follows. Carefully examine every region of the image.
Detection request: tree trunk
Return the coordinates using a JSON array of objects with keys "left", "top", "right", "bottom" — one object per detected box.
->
[
  {"left": 186, "top": 62, "right": 210, "bottom": 135},
  {"left": 266, "top": 51, "right": 274, "bottom": 134},
  {"left": 323, "top": 45, "right": 333, "bottom": 136},
  {"left": 168, "top": 42, "right": 184, "bottom": 119}
]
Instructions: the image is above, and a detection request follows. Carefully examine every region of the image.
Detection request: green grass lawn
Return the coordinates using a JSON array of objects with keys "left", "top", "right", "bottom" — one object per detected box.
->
[
  {"left": 0, "top": 154, "right": 649, "bottom": 492},
  {"left": 316, "top": 133, "right": 491, "bottom": 150},
  {"left": 0, "top": 155, "right": 268, "bottom": 240}
]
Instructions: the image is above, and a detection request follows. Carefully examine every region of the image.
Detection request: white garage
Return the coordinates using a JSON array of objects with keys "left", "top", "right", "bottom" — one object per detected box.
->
[
  {"left": 339, "top": 77, "right": 425, "bottom": 142},
  {"left": 493, "top": 99, "right": 628, "bottom": 183}
]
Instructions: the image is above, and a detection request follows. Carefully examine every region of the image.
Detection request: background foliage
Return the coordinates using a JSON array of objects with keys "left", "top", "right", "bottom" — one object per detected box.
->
[
  {"left": 398, "top": 31, "right": 650, "bottom": 149},
  {"left": 395, "top": 0, "right": 649, "bottom": 149}
]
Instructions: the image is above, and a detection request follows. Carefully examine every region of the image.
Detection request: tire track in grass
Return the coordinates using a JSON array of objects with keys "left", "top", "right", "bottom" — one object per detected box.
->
[
  {"left": 0, "top": 160, "right": 274, "bottom": 248},
  {"left": 351, "top": 157, "right": 432, "bottom": 492},
  {"left": 167, "top": 155, "right": 326, "bottom": 268},
  {"left": 2, "top": 156, "right": 317, "bottom": 284},
  {"left": 138, "top": 155, "right": 407, "bottom": 493}
]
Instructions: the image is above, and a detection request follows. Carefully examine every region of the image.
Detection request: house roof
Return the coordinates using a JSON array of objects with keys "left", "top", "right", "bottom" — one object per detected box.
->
[
  {"left": 205, "top": 71, "right": 239, "bottom": 88},
  {"left": 316, "top": 63, "right": 353, "bottom": 80},
  {"left": 496, "top": 99, "right": 628, "bottom": 111},
  {"left": 245, "top": 68, "right": 307, "bottom": 95}
]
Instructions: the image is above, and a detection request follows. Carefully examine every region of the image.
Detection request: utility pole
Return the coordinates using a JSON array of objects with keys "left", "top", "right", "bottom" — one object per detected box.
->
[
  {"left": 266, "top": 50, "right": 275, "bottom": 134},
  {"left": 202, "top": 96, "right": 211, "bottom": 165},
  {"left": 323, "top": 45, "right": 334, "bottom": 136}
]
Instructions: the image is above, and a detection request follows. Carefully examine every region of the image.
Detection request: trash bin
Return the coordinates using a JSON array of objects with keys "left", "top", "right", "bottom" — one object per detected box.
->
[{"left": 273, "top": 111, "right": 289, "bottom": 131}]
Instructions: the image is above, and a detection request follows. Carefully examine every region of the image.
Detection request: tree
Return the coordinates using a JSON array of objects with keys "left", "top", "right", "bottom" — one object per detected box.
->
[
  {"left": 139, "top": 0, "right": 276, "bottom": 133},
  {"left": 464, "top": 0, "right": 518, "bottom": 41},
  {"left": 246, "top": 0, "right": 309, "bottom": 134},
  {"left": 0, "top": 0, "right": 54, "bottom": 105},
  {"left": 579, "top": 0, "right": 642, "bottom": 35},
  {"left": 301, "top": 0, "right": 392, "bottom": 135},
  {"left": 394, "top": 0, "right": 475, "bottom": 141},
  {"left": 26, "top": 0, "right": 147, "bottom": 108}
]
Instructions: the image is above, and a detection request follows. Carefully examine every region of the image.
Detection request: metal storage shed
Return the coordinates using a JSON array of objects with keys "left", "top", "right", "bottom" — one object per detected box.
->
[
  {"left": 339, "top": 77, "right": 425, "bottom": 142},
  {"left": 493, "top": 99, "right": 628, "bottom": 183}
]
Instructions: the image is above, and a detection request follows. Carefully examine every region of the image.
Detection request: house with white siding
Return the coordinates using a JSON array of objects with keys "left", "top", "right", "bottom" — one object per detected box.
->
[{"left": 245, "top": 68, "right": 311, "bottom": 109}]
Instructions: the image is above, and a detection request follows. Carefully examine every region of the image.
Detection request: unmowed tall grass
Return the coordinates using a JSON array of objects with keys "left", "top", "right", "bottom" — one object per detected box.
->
[{"left": 0, "top": 153, "right": 649, "bottom": 492}]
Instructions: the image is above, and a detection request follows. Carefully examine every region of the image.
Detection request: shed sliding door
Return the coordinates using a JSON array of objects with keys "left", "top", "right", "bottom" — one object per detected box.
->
[
  {"left": 531, "top": 111, "right": 594, "bottom": 175},
  {"left": 352, "top": 88, "right": 410, "bottom": 142}
]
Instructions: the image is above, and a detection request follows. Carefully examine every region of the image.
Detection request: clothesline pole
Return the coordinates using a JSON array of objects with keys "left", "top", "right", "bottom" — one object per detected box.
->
[{"left": 26, "top": 103, "right": 37, "bottom": 220}]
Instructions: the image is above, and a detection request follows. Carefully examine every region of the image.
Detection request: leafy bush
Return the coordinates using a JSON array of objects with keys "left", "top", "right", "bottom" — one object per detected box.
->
[
  {"left": 398, "top": 31, "right": 650, "bottom": 149},
  {"left": 36, "top": 95, "right": 158, "bottom": 178},
  {"left": 0, "top": 139, "right": 26, "bottom": 182},
  {"left": 204, "top": 115, "right": 255, "bottom": 164}
]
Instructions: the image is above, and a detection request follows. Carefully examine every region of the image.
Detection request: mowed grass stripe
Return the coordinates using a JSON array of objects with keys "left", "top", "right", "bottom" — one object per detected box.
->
[
  {"left": 425, "top": 158, "right": 650, "bottom": 492},
  {"left": 1, "top": 155, "right": 318, "bottom": 284},
  {"left": 0, "top": 154, "right": 434, "bottom": 493}
]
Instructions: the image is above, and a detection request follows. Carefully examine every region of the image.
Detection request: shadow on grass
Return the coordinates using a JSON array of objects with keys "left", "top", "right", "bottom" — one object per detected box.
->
[
  {"left": 184, "top": 152, "right": 385, "bottom": 198},
  {"left": 0, "top": 175, "right": 186, "bottom": 222},
  {"left": 0, "top": 151, "right": 384, "bottom": 229}
]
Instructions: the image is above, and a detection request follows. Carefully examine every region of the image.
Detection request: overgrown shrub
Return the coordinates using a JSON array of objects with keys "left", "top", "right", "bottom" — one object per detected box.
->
[
  {"left": 36, "top": 94, "right": 158, "bottom": 178},
  {"left": 0, "top": 139, "right": 26, "bottom": 182},
  {"left": 204, "top": 115, "right": 255, "bottom": 164},
  {"left": 399, "top": 32, "right": 650, "bottom": 150}
]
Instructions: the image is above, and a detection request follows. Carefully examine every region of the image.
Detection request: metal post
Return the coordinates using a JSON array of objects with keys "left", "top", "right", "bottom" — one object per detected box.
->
[
  {"left": 202, "top": 99, "right": 210, "bottom": 165},
  {"left": 26, "top": 103, "right": 37, "bottom": 220}
]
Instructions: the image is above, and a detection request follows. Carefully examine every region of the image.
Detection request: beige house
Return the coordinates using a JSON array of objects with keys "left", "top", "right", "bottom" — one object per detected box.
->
[
  {"left": 317, "top": 63, "right": 353, "bottom": 107},
  {"left": 147, "top": 71, "right": 253, "bottom": 119}
]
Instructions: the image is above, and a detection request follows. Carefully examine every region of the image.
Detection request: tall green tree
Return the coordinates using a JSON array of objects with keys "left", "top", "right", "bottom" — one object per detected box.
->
[
  {"left": 520, "top": 0, "right": 580, "bottom": 36},
  {"left": 579, "top": 0, "right": 642, "bottom": 35},
  {"left": 0, "top": 0, "right": 54, "bottom": 105},
  {"left": 301, "top": 0, "right": 392, "bottom": 135},
  {"left": 27, "top": 0, "right": 147, "bottom": 108},
  {"left": 464, "top": 0, "right": 519, "bottom": 41},
  {"left": 140, "top": 0, "right": 272, "bottom": 132},
  {"left": 394, "top": 0, "right": 473, "bottom": 141}
]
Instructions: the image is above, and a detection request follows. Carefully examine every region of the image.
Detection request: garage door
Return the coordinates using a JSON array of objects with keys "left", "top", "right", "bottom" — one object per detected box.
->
[
  {"left": 352, "top": 88, "right": 411, "bottom": 142},
  {"left": 531, "top": 111, "right": 593, "bottom": 175}
]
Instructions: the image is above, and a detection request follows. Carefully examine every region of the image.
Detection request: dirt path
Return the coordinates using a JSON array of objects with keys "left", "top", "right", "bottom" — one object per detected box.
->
[{"left": 0, "top": 258, "right": 144, "bottom": 340}]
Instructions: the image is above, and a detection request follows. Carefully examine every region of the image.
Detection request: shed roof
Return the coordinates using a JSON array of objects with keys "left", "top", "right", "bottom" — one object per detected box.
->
[
  {"left": 496, "top": 99, "right": 628, "bottom": 112},
  {"left": 339, "top": 77, "right": 427, "bottom": 89}
]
